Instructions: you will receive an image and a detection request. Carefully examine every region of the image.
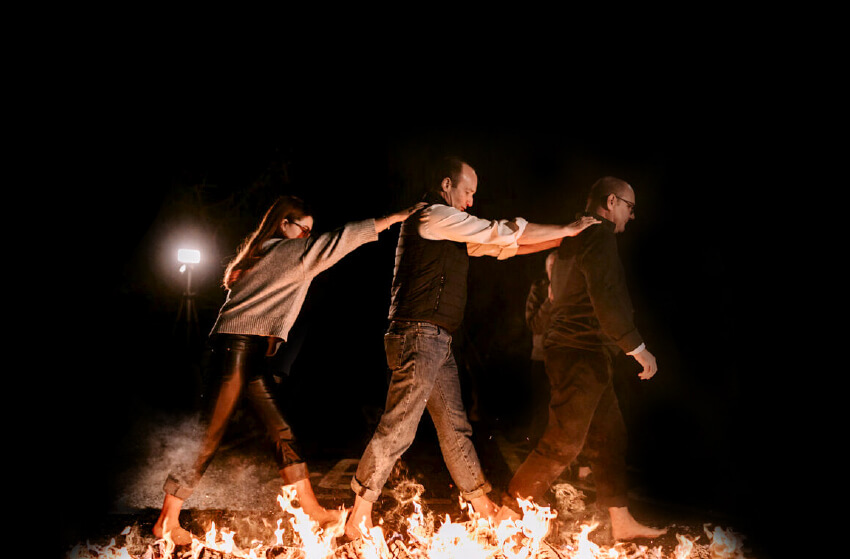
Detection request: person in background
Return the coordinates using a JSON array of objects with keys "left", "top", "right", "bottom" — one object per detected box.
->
[
  {"left": 525, "top": 250, "right": 592, "bottom": 479},
  {"left": 524, "top": 250, "right": 556, "bottom": 447}
]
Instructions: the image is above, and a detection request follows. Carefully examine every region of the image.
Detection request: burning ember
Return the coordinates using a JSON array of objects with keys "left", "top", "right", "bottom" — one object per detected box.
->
[{"left": 65, "top": 480, "right": 750, "bottom": 559}]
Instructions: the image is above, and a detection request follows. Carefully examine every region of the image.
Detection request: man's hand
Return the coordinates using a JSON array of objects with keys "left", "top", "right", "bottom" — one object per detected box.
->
[
  {"left": 564, "top": 215, "right": 601, "bottom": 237},
  {"left": 632, "top": 347, "right": 658, "bottom": 380}
]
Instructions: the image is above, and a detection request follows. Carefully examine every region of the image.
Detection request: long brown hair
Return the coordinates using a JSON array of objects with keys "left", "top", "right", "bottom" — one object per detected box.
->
[{"left": 223, "top": 195, "right": 312, "bottom": 289}]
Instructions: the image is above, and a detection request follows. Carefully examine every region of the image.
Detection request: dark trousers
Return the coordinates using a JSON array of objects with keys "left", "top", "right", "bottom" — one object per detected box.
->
[
  {"left": 164, "top": 334, "right": 307, "bottom": 500},
  {"left": 508, "top": 346, "right": 628, "bottom": 510}
]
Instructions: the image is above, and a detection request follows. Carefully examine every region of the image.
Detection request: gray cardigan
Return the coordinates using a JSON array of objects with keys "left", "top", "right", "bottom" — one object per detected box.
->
[{"left": 210, "top": 219, "right": 378, "bottom": 341}]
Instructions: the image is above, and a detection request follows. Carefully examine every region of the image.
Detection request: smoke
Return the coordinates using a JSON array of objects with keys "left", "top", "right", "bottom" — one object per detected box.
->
[
  {"left": 112, "top": 410, "right": 284, "bottom": 515},
  {"left": 381, "top": 461, "right": 436, "bottom": 540},
  {"left": 551, "top": 482, "right": 586, "bottom": 519}
]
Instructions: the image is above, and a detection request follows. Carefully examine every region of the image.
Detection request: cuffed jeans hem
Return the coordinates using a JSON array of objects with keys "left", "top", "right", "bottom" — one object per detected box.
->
[
  {"left": 163, "top": 475, "right": 195, "bottom": 501},
  {"left": 350, "top": 477, "right": 382, "bottom": 502},
  {"left": 280, "top": 462, "right": 309, "bottom": 485},
  {"left": 458, "top": 481, "right": 493, "bottom": 501},
  {"left": 351, "top": 476, "right": 492, "bottom": 503}
]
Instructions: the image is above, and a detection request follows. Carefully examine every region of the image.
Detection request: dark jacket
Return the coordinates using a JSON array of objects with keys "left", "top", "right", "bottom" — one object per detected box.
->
[{"left": 544, "top": 214, "right": 643, "bottom": 354}]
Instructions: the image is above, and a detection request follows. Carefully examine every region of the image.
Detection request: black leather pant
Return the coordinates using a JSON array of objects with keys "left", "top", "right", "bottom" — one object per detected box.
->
[{"left": 164, "top": 334, "right": 307, "bottom": 500}]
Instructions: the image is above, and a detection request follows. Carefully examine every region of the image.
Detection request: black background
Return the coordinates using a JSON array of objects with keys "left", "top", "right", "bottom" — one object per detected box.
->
[{"left": 50, "top": 67, "right": 792, "bottom": 557}]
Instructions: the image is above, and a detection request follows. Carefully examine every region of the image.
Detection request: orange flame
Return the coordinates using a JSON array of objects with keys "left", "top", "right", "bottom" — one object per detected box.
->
[{"left": 65, "top": 484, "right": 751, "bottom": 558}]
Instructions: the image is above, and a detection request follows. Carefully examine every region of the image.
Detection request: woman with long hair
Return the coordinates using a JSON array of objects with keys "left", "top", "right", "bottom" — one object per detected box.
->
[{"left": 153, "top": 194, "right": 424, "bottom": 545}]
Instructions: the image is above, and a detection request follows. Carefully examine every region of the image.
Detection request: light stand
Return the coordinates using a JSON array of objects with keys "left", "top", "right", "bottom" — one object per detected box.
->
[{"left": 174, "top": 249, "right": 201, "bottom": 344}]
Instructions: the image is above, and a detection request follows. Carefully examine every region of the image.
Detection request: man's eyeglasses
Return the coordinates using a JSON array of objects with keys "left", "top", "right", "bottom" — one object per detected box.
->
[
  {"left": 285, "top": 220, "right": 312, "bottom": 237},
  {"left": 614, "top": 195, "right": 635, "bottom": 214}
]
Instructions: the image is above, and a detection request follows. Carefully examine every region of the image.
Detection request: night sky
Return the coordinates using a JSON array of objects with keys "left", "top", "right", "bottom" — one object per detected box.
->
[{"left": 53, "top": 85, "right": 788, "bottom": 556}]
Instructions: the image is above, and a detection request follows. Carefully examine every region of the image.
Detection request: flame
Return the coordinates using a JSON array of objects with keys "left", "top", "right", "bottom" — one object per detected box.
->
[
  {"left": 204, "top": 520, "right": 217, "bottom": 549},
  {"left": 65, "top": 483, "right": 752, "bottom": 559},
  {"left": 705, "top": 524, "right": 746, "bottom": 559},
  {"left": 673, "top": 533, "right": 696, "bottom": 559},
  {"left": 428, "top": 515, "right": 490, "bottom": 559}
]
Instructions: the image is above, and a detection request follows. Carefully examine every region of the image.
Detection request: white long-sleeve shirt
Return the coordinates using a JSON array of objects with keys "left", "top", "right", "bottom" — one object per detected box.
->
[{"left": 418, "top": 203, "right": 529, "bottom": 260}]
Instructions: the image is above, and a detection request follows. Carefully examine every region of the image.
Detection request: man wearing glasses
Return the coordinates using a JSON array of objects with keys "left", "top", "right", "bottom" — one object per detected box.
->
[{"left": 505, "top": 176, "right": 668, "bottom": 541}]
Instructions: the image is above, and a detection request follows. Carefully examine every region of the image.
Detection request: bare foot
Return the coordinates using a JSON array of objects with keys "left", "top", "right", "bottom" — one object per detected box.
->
[
  {"left": 344, "top": 496, "right": 373, "bottom": 540},
  {"left": 468, "top": 495, "right": 500, "bottom": 522},
  {"left": 493, "top": 505, "right": 522, "bottom": 525},
  {"left": 609, "top": 506, "right": 668, "bottom": 541},
  {"left": 152, "top": 520, "right": 195, "bottom": 546},
  {"left": 307, "top": 507, "right": 347, "bottom": 535},
  {"left": 153, "top": 494, "right": 195, "bottom": 546}
]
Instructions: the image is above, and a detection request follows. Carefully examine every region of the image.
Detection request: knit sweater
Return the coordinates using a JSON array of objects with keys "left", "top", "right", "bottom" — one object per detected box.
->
[{"left": 210, "top": 219, "right": 378, "bottom": 342}]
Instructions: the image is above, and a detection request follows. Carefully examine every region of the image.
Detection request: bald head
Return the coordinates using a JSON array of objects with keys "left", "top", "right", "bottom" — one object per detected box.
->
[
  {"left": 586, "top": 176, "right": 636, "bottom": 234},
  {"left": 586, "top": 177, "right": 631, "bottom": 211}
]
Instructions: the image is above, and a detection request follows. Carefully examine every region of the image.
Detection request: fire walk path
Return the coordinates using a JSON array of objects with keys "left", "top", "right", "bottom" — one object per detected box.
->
[{"left": 62, "top": 419, "right": 769, "bottom": 559}]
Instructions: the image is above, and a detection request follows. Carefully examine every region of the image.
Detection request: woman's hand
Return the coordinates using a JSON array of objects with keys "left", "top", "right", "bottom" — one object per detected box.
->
[
  {"left": 390, "top": 202, "right": 428, "bottom": 224},
  {"left": 563, "top": 215, "right": 601, "bottom": 237},
  {"left": 375, "top": 202, "right": 428, "bottom": 232}
]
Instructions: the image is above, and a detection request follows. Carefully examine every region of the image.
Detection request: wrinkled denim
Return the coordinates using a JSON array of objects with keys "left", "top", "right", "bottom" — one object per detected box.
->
[
  {"left": 164, "top": 334, "right": 307, "bottom": 500},
  {"left": 352, "top": 321, "right": 492, "bottom": 502}
]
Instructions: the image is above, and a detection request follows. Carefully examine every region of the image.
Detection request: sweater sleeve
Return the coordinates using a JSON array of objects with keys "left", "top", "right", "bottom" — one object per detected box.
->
[
  {"left": 299, "top": 219, "right": 379, "bottom": 277},
  {"left": 580, "top": 229, "right": 644, "bottom": 354}
]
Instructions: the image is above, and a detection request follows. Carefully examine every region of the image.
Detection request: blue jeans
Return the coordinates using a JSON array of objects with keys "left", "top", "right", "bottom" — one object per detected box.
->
[{"left": 351, "top": 321, "right": 492, "bottom": 502}]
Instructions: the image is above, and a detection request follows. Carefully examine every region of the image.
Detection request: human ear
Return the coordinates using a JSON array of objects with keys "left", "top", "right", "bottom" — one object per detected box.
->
[{"left": 441, "top": 177, "right": 453, "bottom": 192}]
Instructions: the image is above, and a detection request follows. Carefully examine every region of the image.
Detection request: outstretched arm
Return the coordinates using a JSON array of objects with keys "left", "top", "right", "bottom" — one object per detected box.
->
[
  {"left": 515, "top": 238, "right": 562, "bottom": 255},
  {"left": 517, "top": 215, "right": 600, "bottom": 245},
  {"left": 299, "top": 202, "right": 427, "bottom": 278},
  {"left": 374, "top": 202, "right": 428, "bottom": 233}
]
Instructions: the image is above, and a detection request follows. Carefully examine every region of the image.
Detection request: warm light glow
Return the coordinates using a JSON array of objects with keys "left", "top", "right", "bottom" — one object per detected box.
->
[{"left": 177, "top": 248, "right": 201, "bottom": 264}]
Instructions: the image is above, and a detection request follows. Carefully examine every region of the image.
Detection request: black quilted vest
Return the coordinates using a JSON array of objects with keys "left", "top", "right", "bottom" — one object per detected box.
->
[{"left": 388, "top": 197, "right": 469, "bottom": 332}]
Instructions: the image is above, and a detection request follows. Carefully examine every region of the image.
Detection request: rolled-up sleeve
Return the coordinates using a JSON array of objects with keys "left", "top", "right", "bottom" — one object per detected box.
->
[{"left": 419, "top": 204, "right": 528, "bottom": 259}]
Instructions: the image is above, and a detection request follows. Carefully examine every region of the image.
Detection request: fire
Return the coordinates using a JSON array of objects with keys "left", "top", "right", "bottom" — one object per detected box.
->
[
  {"left": 705, "top": 524, "right": 746, "bottom": 559},
  {"left": 65, "top": 482, "right": 751, "bottom": 559},
  {"left": 275, "top": 485, "right": 344, "bottom": 559}
]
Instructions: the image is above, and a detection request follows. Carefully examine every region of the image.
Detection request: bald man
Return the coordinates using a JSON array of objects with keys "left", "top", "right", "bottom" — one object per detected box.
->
[
  {"left": 345, "top": 157, "right": 599, "bottom": 540},
  {"left": 506, "top": 176, "right": 667, "bottom": 541}
]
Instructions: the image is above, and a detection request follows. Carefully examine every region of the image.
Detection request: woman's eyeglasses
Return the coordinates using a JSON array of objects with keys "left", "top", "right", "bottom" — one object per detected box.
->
[{"left": 285, "top": 220, "right": 312, "bottom": 238}]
